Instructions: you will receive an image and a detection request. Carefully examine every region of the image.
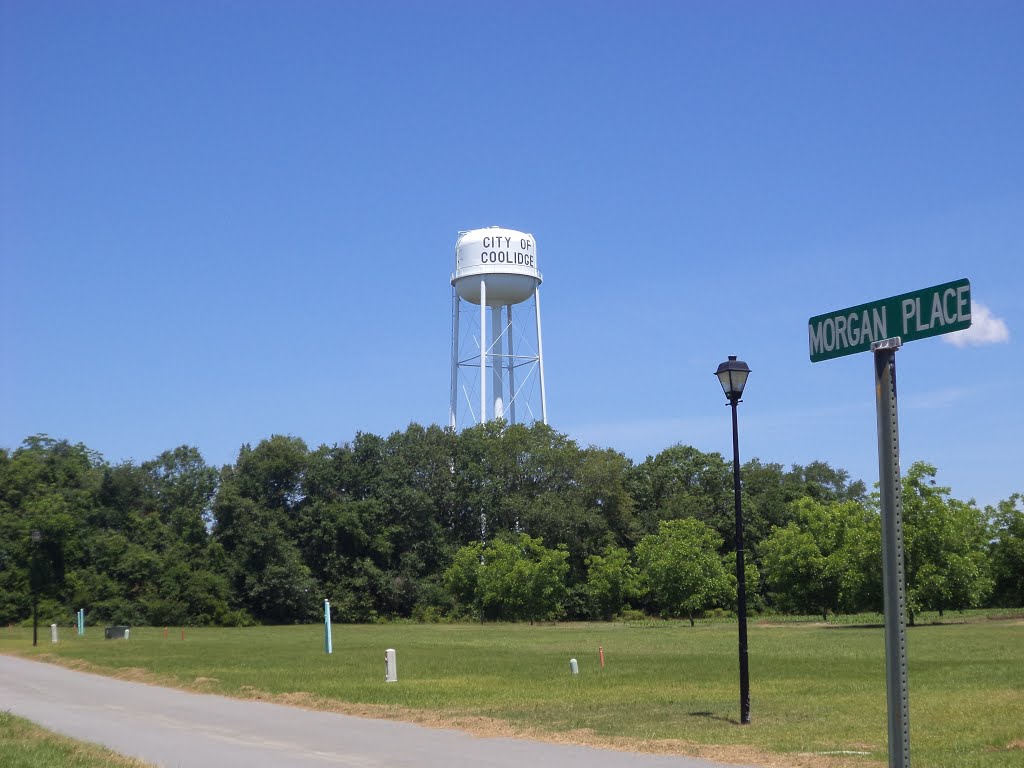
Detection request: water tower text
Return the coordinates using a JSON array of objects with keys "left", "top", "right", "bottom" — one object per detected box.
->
[{"left": 478, "top": 235, "right": 535, "bottom": 268}]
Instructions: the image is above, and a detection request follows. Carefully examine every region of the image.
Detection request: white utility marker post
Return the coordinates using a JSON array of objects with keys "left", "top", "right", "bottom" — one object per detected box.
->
[
  {"left": 384, "top": 649, "right": 397, "bottom": 682},
  {"left": 50, "top": 624, "right": 58, "bottom": 643}
]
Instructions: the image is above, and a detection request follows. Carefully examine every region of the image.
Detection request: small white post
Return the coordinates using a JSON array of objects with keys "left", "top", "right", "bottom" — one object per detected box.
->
[
  {"left": 124, "top": 628, "right": 130, "bottom": 641},
  {"left": 569, "top": 658, "right": 578, "bottom": 675},
  {"left": 50, "top": 624, "right": 58, "bottom": 643},
  {"left": 384, "top": 648, "right": 398, "bottom": 682}
]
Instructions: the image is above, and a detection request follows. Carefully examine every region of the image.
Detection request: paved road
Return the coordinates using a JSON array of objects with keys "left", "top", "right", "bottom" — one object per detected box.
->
[{"left": 0, "top": 656, "right": 758, "bottom": 768}]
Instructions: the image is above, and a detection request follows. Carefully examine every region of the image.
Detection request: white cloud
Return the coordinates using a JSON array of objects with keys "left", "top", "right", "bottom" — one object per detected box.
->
[
  {"left": 943, "top": 302, "right": 1010, "bottom": 347},
  {"left": 905, "top": 387, "right": 973, "bottom": 410}
]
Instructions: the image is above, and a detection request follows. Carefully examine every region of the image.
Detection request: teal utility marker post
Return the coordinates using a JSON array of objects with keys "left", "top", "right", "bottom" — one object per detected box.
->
[
  {"left": 808, "top": 278, "right": 971, "bottom": 362},
  {"left": 323, "top": 599, "right": 333, "bottom": 655},
  {"left": 77, "top": 609, "right": 84, "bottom": 636}
]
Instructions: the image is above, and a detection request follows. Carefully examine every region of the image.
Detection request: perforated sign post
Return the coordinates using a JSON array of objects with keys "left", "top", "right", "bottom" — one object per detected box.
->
[{"left": 809, "top": 279, "right": 971, "bottom": 768}]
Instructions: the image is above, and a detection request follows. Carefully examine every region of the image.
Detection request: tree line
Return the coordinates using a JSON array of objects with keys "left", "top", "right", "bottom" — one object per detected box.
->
[{"left": 1, "top": 424, "right": 1020, "bottom": 627}]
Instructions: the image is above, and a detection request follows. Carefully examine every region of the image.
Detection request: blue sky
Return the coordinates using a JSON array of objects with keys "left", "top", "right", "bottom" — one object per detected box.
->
[{"left": 2, "top": 2, "right": 1020, "bottom": 509}]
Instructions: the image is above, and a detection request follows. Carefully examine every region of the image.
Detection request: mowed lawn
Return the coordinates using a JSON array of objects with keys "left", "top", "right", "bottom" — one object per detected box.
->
[
  {"left": 3, "top": 618, "right": 1021, "bottom": 768},
  {"left": 0, "top": 712, "right": 150, "bottom": 768}
]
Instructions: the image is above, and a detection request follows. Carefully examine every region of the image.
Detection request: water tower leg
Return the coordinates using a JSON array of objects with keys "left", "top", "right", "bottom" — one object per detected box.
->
[
  {"left": 506, "top": 304, "right": 516, "bottom": 424},
  {"left": 480, "top": 279, "right": 487, "bottom": 423},
  {"left": 534, "top": 287, "right": 547, "bottom": 424},
  {"left": 491, "top": 305, "right": 504, "bottom": 420},
  {"left": 450, "top": 288, "right": 459, "bottom": 429}
]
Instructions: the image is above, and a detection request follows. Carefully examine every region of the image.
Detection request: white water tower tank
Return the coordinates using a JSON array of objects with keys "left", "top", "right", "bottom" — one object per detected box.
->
[
  {"left": 450, "top": 227, "right": 547, "bottom": 428},
  {"left": 453, "top": 228, "right": 540, "bottom": 306}
]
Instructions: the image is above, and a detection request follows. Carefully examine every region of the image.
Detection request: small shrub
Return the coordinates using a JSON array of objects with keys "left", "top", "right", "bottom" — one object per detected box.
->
[
  {"left": 412, "top": 605, "right": 448, "bottom": 623},
  {"left": 618, "top": 608, "right": 649, "bottom": 622}
]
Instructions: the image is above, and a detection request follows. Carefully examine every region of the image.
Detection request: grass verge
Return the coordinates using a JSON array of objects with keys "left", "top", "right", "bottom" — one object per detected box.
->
[
  {"left": 0, "top": 711, "right": 150, "bottom": 768},
  {"left": 2, "top": 613, "right": 1021, "bottom": 768}
]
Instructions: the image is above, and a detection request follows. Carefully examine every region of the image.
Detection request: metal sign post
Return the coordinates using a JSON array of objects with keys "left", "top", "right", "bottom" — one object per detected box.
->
[
  {"left": 873, "top": 337, "right": 911, "bottom": 768},
  {"left": 810, "top": 278, "right": 972, "bottom": 768}
]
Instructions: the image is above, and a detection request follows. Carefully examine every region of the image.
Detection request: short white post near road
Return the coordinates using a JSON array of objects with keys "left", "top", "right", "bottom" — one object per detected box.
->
[
  {"left": 569, "top": 658, "right": 578, "bottom": 675},
  {"left": 384, "top": 648, "right": 397, "bottom": 683},
  {"left": 50, "top": 624, "right": 58, "bottom": 644}
]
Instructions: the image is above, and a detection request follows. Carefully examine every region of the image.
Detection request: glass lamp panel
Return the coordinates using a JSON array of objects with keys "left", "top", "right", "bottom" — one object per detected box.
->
[
  {"left": 730, "top": 369, "right": 749, "bottom": 396},
  {"left": 716, "top": 370, "right": 734, "bottom": 397}
]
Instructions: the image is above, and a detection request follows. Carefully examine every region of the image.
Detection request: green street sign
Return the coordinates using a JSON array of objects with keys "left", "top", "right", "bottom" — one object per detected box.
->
[{"left": 808, "top": 278, "right": 971, "bottom": 362}]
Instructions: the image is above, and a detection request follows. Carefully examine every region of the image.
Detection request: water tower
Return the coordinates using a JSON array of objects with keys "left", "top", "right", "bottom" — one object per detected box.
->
[{"left": 450, "top": 227, "right": 547, "bottom": 428}]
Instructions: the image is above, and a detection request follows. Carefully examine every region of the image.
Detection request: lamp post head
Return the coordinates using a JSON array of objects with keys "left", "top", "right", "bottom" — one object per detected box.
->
[{"left": 715, "top": 355, "right": 751, "bottom": 402}]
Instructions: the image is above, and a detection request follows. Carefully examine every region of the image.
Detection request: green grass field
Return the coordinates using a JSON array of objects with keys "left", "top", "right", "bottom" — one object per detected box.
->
[
  {"left": 0, "top": 712, "right": 150, "bottom": 768},
  {"left": 3, "top": 615, "right": 1021, "bottom": 768}
]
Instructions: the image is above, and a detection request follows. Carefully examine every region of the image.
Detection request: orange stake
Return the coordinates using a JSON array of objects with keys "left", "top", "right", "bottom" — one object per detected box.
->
[{"left": 599, "top": 646, "right": 605, "bottom": 668}]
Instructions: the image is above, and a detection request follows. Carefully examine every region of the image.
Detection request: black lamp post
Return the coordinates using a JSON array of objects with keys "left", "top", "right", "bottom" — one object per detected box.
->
[
  {"left": 30, "top": 529, "right": 42, "bottom": 647},
  {"left": 715, "top": 355, "right": 751, "bottom": 725}
]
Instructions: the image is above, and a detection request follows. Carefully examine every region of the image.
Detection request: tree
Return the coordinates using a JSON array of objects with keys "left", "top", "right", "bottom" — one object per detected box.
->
[
  {"left": 373, "top": 423, "right": 456, "bottom": 609},
  {"left": 480, "top": 533, "right": 569, "bottom": 623},
  {"left": 231, "top": 435, "right": 309, "bottom": 522},
  {"left": 217, "top": 489, "right": 316, "bottom": 623},
  {"left": 760, "top": 497, "right": 880, "bottom": 619},
  {"left": 142, "top": 446, "right": 219, "bottom": 548},
  {"left": 0, "top": 437, "right": 104, "bottom": 624},
  {"left": 0, "top": 428, "right": 894, "bottom": 626},
  {"left": 787, "top": 461, "right": 867, "bottom": 504},
  {"left": 901, "top": 463, "right": 993, "bottom": 622},
  {"left": 583, "top": 544, "right": 639, "bottom": 620},
  {"left": 577, "top": 447, "right": 638, "bottom": 546},
  {"left": 212, "top": 438, "right": 317, "bottom": 624},
  {"left": 443, "top": 541, "right": 484, "bottom": 617},
  {"left": 989, "top": 493, "right": 1024, "bottom": 607},
  {"left": 635, "top": 518, "right": 732, "bottom": 625},
  {"left": 446, "top": 533, "right": 569, "bottom": 622},
  {"left": 737, "top": 459, "right": 800, "bottom": 552},
  {"left": 723, "top": 550, "right": 764, "bottom": 614},
  {"left": 627, "top": 446, "right": 732, "bottom": 543}
]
